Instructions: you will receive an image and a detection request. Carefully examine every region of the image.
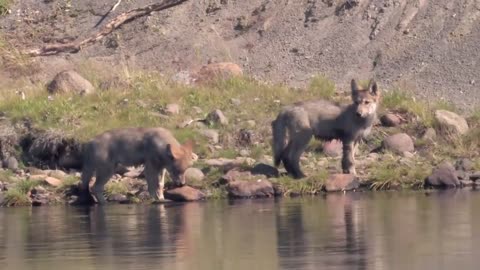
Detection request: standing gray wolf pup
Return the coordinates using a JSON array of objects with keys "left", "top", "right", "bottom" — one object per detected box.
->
[
  {"left": 272, "top": 79, "right": 380, "bottom": 178},
  {"left": 79, "top": 127, "right": 195, "bottom": 204}
]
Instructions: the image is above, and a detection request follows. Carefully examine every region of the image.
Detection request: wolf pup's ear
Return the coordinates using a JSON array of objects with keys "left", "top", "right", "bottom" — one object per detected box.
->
[
  {"left": 183, "top": 139, "right": 195, "bottom": 152},
  {"left": 369, "top": 79, "right": 379, "bottom": 96},
  {"left": 166, "top": 144, "right": 184, "bottom": 160},
  {"left": 351, "top": 79, "right": 360, "bottom": 98}
]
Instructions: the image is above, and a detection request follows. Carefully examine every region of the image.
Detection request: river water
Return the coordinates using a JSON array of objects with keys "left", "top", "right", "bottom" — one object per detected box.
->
[{"left": 1, "top": 190, "right": 480, "bottom": 270}]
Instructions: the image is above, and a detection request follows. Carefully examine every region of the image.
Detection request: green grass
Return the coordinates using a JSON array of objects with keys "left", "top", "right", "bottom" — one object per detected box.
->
[
  {"left": 2, "top": 188, "right": 30, "bottom": 206},
  {"left": 381, "top": 88, "right": 458, "bottom": 128},
  {"left": 104, "top": 181, "right": 129, "bottom": 196},
  {"left": 0, "top": 74, "right": 336, "bottom": 142},
  {"left": 57, "top": 175, "right": 80, "bottom": 193},
  {"left": 367, "top": 156, "right": 432, "bottom": 190},
  {"left": 2, "top": 179, "right": 39, "bottom": 206},
  {"left": 0, "top": 0, "right": 11, "bottom": 15},
  {"left": 272, "top": 171, "right": 328, "bottom": 195},
  {"left": 0, "top": 170, "right": 15, "bottom": 182},
  {"left": 308, "top": 75, "right": 336, "bottom": 100}
]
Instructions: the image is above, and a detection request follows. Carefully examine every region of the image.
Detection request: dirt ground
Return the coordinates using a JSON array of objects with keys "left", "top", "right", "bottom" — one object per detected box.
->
[{"left": 1, "top": 0, "right": 479, "bottom": 111}]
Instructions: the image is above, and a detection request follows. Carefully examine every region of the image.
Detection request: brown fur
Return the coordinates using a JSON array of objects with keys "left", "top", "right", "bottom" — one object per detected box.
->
[
  {"left": 272, "top": 79, "right": 380, "bottom": 178},
  {"left": 79, "top": 127, "right": 195, "bottom": 204}
]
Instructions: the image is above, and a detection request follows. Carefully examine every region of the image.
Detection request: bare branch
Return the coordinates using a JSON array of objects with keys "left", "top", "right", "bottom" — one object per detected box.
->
[
  {"left": 25, "top": 0, "right": 189, "bottom": 57},
  {"left": 94, "top": 0, "right": 123, "bottom": 28}
]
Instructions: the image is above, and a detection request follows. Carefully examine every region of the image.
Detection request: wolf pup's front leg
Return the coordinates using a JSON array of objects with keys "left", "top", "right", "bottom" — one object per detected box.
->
[
  {"left": 341, "top": 141, "right": 357, "bottom": 175},
  {"left": 159, "top": 168, "right": 166, "bottom": 200}
]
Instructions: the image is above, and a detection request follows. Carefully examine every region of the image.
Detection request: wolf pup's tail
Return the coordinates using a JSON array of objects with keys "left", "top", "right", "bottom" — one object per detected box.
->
[{"left": 272, "top": 113, "right": 288, "bottom": 167}]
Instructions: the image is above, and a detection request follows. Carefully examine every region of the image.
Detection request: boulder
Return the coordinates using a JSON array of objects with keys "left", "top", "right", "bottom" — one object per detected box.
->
[
  {"left": 164, "top": 186, "right": 205, "bottom": 201},
  {"left": 382, "top": 133, "right": 414, "bottom": 154},
  {"left": 107, "top": 193, "right": 129, "bottom": 203},
  {"left": 2, "top": 156, "right": 18, "bottom": 171},
  {"left": 227, "top": 179, "right": 274, "bottom": 198},
  {"left": 47, "top": 70, "right": 94, "bottom": 95},
  {"left": 380, "top": 113, "right": 402, "bottom": 127},
  {"left": 424, "top": 161, "right": 460, "bottom": 188},
  {"left": 205, "top": 157, "right": 256, "bottom": 172},
  {"left": 455, "top": 158, "right": 474, "bottom": 172},
  {"left": 220, "top": 169, "right": 266, "bottom": 185},
  {"left": 434, "top": 110, "right": 469, "bottom": 135},
  {"left": 184, "top": 167, "right": 205, "bottom": 183},
  {"left": 421, "top": 128, "right": 437, "bottom": 142},
  {"left": 206, "top": 109, "right": 228, "bottom": 126},
  {"left": 193, "top": 62, "right": 243, "bottom": 84},
  {"left": 323, "top": 174, "right": 359, "bottom": 192}
]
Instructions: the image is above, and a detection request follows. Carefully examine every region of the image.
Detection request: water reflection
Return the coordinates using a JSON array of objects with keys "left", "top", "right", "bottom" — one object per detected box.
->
[{"left": 1, "top": 190, "right": 480, "bottom": 270}]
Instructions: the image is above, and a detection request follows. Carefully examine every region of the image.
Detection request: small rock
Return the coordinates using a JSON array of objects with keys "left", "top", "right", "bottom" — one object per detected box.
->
[
  {"left": 31, "top": 194, "right": 49, "bottom": 206},
  {"left": 199, "top": 129, "right": 219, "bottom": 144},
  {"left": 206, "top": 109, "right": 228, "bottom": 126},
  {"left": 323, "top": 174, "right": 359, "bottom": 192},
  {"left": 164, "top": 186, "right": 205, "bottom": 201},
  {"left": 137, "top": 191, "right": 151, "bottom": 201},
  {"left": 460, "top": 180, "right": 474, "bottom": 187},
  {"left": 245, "top": 120, "right": 256, "bottom": 128},
  {"left": 470, "top": 172, "right": 480, "bottom": 181},
  {"left": 184, "top": 167, "right": 205, "bottom": 183},
  {"left": 380, "top": 113, "right": 402, "bottom": 127},
  {"left": 227, "top": 179, "right": 274, "bottom": 198},
  {"left": 164, "top": 103, "right": 180, "bottom": 115},
  {"left": 250, "top": 163, "right": 280, "bottom": 178},
  {"left": 230, "top": 98, "right": 241, "bottom": 106},
  {"left": 31, "top": 186, "right": 47, "bottom": 195},
  {"left": 421, "top": 128, "right": 437, "bottom": 142},
  {"left": 236, "top": 129, "right": 255, "bottom": 146},
  {"left": 107, "top": 193, "right": 128, "bottom": 202},
  {"left": 455, "top": 158, "right": 473, "bottom": 172},
  {"left": 46, "top": 169, "right": 68, "bottom": 179},
  {"left": 44, "top": 177, "right": 63, "bottom": 187},
  {"left": 382, "top": 133, "right": 414, "bottom": 154},
  {"left": 220, "top": 169, "right": 266, "bottom": 184},
  {"left": 323, "top": 140, "right": 343, "bottom": 157},
  {"left": 2, "top": 156, "right": 18, "bottom": 171},
  {"left": 425, "top": 161, "right": 460, "bottom": 188},
  {"left": 456, "top": 170, "right": 468, "bottom": 180},
  {"left": 171, "top": 70, "right": 195, "bottom": 85},
  {"left": 239, "top": 149, "right": 250, "bottom": 157},
  {"left": 47, "top": 70, "right": 94, "bottom": 95},
  {"left": 434, "top": 110, "right": 469, "bottom": 135}
]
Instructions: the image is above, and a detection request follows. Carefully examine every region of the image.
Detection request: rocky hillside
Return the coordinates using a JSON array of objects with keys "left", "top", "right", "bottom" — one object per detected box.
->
[{"left": 1, "top": 0, "right": 479, "bottom": 110}]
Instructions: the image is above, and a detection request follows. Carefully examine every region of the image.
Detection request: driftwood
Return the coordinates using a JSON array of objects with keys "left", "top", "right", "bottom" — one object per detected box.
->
[
  {"left": 94, "top": 0, "right": 123, "bottom": 28},
  {"left": 25, "top": 0, "right": 189, "bottom": 56}
]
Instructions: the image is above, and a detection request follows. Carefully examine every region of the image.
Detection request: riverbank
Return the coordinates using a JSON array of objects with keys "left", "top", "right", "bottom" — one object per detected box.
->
[{"left": 0, "top": 70, "right": 479, "bottom": 206}]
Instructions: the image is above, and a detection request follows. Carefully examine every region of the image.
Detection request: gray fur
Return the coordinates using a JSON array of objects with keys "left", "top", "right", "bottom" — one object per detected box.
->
[{"left": 272, "top": 79, "right": 379, "bottom": 178}]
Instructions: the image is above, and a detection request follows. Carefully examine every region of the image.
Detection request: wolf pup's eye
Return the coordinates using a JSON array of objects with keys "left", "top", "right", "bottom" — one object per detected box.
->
[{"left": 364, "top": 101, "right": 371, "bottom": 104}]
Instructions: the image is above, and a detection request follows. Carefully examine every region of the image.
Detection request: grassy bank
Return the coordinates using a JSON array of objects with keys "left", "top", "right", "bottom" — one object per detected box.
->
[{"left": 0, "top": 63, "right": 480, "bottom": 201}]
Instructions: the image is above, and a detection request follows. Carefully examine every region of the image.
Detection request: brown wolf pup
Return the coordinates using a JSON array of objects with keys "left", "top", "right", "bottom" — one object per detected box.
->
[
  {"left": 272, "top": 79, "right": 380, "bottom": 178},
  {"left": 78, "top": 127, "right": 195, "bottom": 204}
]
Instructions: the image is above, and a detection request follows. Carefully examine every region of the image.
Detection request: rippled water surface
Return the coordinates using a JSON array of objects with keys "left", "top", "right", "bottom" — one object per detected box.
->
[{"left": 2, "top": 190, "right": 480, "bottom": 270}]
